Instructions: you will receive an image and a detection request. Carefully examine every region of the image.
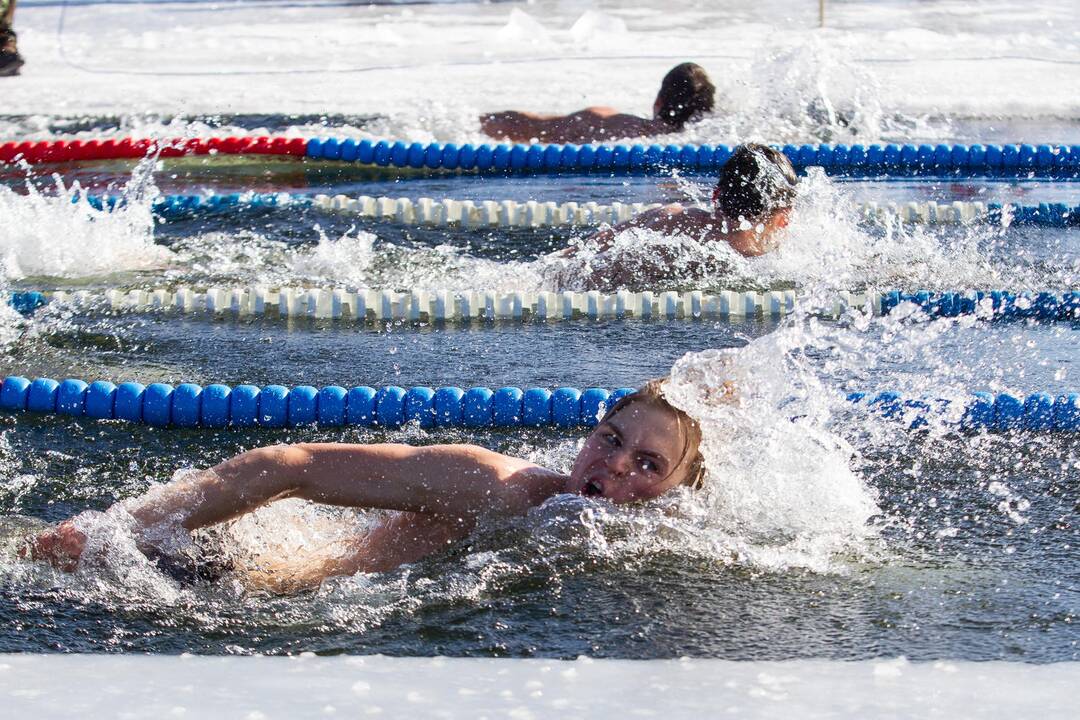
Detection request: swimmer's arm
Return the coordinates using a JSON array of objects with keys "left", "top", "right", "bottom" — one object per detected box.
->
[
  {"left": 132, "top": 443, "right": 565, "bottom": 532},
  {"left": 27, "top": 444, "right": 565, "bottom": 570}
]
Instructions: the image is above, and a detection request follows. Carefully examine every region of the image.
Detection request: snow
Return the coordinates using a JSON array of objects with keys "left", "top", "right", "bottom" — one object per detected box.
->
[
  {"left": 3, "top": 0, "right": 1079, "bottom": 133},
  {"left": 2, "top": 654, "right": 1078, "bottom": 719}
]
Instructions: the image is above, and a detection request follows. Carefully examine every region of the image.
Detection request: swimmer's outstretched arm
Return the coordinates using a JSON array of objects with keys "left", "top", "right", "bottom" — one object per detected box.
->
[
  {"left": 133, "top": 443, "right": 567, "bottom": 531},
  {"left": 27, "top": 443, "right": 568, "bottom": 571}
]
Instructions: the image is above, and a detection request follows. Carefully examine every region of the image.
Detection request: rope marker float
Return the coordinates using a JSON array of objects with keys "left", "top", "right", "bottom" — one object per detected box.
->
[{"left": 2, "top": 376, "right": 1077, "bottom": 432}]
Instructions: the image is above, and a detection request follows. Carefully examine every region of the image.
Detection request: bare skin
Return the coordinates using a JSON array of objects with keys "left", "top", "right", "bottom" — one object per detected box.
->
[
  {"left": 550, "top": 204, "right": 791, "bottom": 290},
  {"left": 26, "top": 403, "right": 693, "bottom": 591},
  {"left": 480, "top": 106, "right": 672, "bottom": 144},
  {"left": 575, "top": 203, "right": 790, "bottom": 258}
]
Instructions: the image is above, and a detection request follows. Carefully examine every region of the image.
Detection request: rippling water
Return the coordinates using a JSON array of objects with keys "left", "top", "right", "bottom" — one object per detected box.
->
[{"left": 0, "top": 139, "right": 1077, "bottom": 659}]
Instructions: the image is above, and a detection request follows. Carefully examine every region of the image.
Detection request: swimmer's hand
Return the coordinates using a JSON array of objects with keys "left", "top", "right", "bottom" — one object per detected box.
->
[{"left": 21, "top": 520, "right": 87, "bottom": 572}]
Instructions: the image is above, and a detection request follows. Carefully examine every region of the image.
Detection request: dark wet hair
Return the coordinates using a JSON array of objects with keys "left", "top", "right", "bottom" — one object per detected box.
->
[
  {"left": 655, "top": 63, "right": 716, "bottom": 130},
  {"left": 600, "top": 379, "right": 706, "bottom": 490},
  {"left": 714, "top": 143, "right": 799, "bottom": 223}
]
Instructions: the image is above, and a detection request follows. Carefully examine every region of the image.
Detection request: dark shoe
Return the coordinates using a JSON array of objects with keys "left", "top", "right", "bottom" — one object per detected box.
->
[{"left": 0, "top": 50, "right": 22, "bottom": 76}]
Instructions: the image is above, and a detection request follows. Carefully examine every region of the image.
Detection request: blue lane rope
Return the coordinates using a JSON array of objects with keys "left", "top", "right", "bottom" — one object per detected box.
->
[
  {"left": 303, "top": 140, "right": 1080, "bottom": 178},
  {"left": 10, "top": 289, "right": 1080, "bottom": 322},
  {"left": 878, "top": 290, "right": 1080, "bottom": 319},
  {"left": 75, "top": 192, "right": 1080, "bottom": 228},
  {"left": 1, "top": 376, "right": 1077, "bottom": 432}
]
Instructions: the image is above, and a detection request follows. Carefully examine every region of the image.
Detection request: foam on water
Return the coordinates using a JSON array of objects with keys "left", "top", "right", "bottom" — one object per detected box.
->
[{"left": 0, "top": 160, "right": 172, "bottom": 282}]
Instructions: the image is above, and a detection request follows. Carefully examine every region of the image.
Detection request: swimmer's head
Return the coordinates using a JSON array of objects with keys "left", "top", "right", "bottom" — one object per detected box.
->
[
  {"left": 652, "top": 63, "right": 716, "bottom": 130},
  {"left": 713, "top": 143, "right": 799, "bottom": 226},
  {"left": 569, "top": 379, "right": 705, "bottom": 504}
]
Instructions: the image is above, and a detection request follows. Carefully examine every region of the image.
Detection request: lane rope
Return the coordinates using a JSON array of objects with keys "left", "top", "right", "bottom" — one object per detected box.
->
[
  {"left": 1, "top": 376, "right": 1076, "bottom": 431},
  {"left": 3, "top": 137, "right": 1078, "bottom": 178},
  {"left": 117, "top": 192, "right": 1080, "bottom": 228},
  {"left": 11, "top": 288, "right": 1079, "bottom": 322}
]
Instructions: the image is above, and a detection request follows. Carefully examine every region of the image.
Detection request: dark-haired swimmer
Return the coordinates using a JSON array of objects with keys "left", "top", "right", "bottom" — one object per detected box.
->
[
  {"left": 26, "top": 381, "right": 709, "bottom": 593},
  {"left": 480, "top": 63, "right": 715, "bottom": 144},
  {"left": 587, "top": 143, "right": 799, "bottom": 258},
  {"left": 550, "top": 144, "right": 799, "bottom": 290}
]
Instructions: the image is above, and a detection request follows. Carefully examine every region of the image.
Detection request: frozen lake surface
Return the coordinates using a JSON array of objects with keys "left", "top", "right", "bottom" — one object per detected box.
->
[{"left": 4, "top": 654, "right": 1080, "bottom": 719}]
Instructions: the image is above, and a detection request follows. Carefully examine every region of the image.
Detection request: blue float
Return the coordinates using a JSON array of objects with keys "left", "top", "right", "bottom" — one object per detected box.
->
[
  {"left": 1022, "top": 392, "right": 1055, "bottom": 431},
  {"left": 522, "top": 388, "right": 552, "bottom": 427},
  {"left": 27, "top": 378, "right": 60, "bottom": 413},
  {"left": 961, "top": 392, "right": 995, "bottom": 430},
  {"left": 143, "top": 383, "right": 174, "bottom": 427},
  {"left": 434, "top": 386, "right": 464, "bottom": 427},
  {"left": 462, "top": 387, "right": 494, "bottom": 427},
  {"left": 201, "top": 384, "right": 231, "bottom": 427},
  {"left": 229, "top": 384, "right": 261, "bottom": 427},
  {"left": 171, "top": 383, "right": 203, "bottom": 427},
  {"left": 0, "top": 376, "right": 30, "bottom": 410},
  {"left": 994, "top": 393, "right": 1024, "bottom": 431},
  {"left": 552, "top": 387, "right": 582, "bottom": 428},
  {"left": 57, "top": 379, "right": 88, "bottom": 416},
  {"left": 579, "top": 388, "right": 611, "bottom": 424},
  {"left": 492, "top": 387, "right": 524, "bottom": 427},
  {"left": 257, "top": 385, "right": 289, "bottom": 428},
  {"left": 1054, "top": 393, "right": 1080, "bottom": 430},
  {"left": 339, "top": 139, "right": 358, "bottom": 162},
  {"left": 346, "top": 386, "right": 377, "bottom": 426},
  {"left": 84, "top": 380, "right": 117, "bottom": 419},
  {"left": 317, "top": 386, "right": 347, "bottom": 427},
  {"left": 288, "top": 385, "right": 319, "bottom": 427},
  {"left": 375, "top": 386, "right": 406, "bottom": 427},
  {"left": 404, "top": 386, "right": 436, "bottom": 428},
  {"left": 114, "top": 382, "right": 146, "bottom": 423}
]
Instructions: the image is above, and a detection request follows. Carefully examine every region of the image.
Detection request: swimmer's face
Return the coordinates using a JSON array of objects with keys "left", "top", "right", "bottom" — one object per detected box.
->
[{"left": 569, "top": 402, "right": 688, "bottom": 504}]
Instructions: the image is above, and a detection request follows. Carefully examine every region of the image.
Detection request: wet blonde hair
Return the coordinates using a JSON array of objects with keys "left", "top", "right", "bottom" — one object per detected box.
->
[{"left": 599, "top": 379, "right": 706, "bottom": 490}]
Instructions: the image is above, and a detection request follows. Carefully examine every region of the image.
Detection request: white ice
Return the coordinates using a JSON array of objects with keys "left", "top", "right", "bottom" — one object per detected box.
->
[
  {"left": 3, "top": 0, "right": 1080, "bottom": 140},
  {"left": 3, "top": 654, "right": 1079, "bottom": 720}
]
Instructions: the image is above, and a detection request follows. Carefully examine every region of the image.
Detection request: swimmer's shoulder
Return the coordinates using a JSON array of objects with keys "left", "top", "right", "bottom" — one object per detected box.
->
[
  {"left": 443, "top": 444, "right": 567, "bottom": 507},
  {"left": 436, "top": 444, "right": 559, "bottom": 479}
]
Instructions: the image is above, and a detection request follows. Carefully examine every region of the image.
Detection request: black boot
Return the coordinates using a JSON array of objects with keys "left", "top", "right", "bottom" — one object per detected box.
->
[{"left": 0, "top": 28, "right": 23, "bottom": 77}]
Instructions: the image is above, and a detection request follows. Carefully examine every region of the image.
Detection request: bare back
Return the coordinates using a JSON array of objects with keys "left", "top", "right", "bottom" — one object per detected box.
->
[{"left": 481, "top": 106, "right": 666, "bottom": 144}]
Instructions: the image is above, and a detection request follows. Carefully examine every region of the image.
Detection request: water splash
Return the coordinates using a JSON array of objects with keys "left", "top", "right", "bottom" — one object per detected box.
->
[
  {"left": 0, "top": 158, "right": 173, "bottom": 281},
  {"left": 537, "top": 169, "right": 1065, "bottom": 293},
  {"left": 700, "top": 35, "right": 952, "bottom": 145}
]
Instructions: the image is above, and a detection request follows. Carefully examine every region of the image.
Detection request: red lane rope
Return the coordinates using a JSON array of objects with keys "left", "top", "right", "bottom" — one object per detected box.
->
[{"left": 0, "top": 136, "right": 308, "bottom": 164}]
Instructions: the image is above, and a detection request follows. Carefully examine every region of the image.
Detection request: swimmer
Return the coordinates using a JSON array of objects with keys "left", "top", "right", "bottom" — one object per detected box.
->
[
  {"left": 24, "top": 380, "right": 708, "bottom": 592},
  {"left": 552, "top": 144, "right": 799, "bottom": 289},
  {"left": 480, "top": 63, "right": 715, "bottom": 144}
]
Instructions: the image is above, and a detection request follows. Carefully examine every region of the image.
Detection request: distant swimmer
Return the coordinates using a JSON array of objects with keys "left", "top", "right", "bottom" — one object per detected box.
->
[
  {"left": 480, "top": 62, "right": 715, "bottom": 144},
  {"left": 551, "top": 143, "right": 799, "bottom": 289},
  {"left": 25, "top": 380, "right": 714, "bottom": 593}
]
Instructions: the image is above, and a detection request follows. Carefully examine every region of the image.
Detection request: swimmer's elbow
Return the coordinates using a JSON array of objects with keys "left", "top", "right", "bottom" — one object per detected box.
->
[
  {"left": 250, "top": 443, "right": 314, "bottom": 469},
  {"left": 230, "top": 444, "right": 314, "bottom": 496}
]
